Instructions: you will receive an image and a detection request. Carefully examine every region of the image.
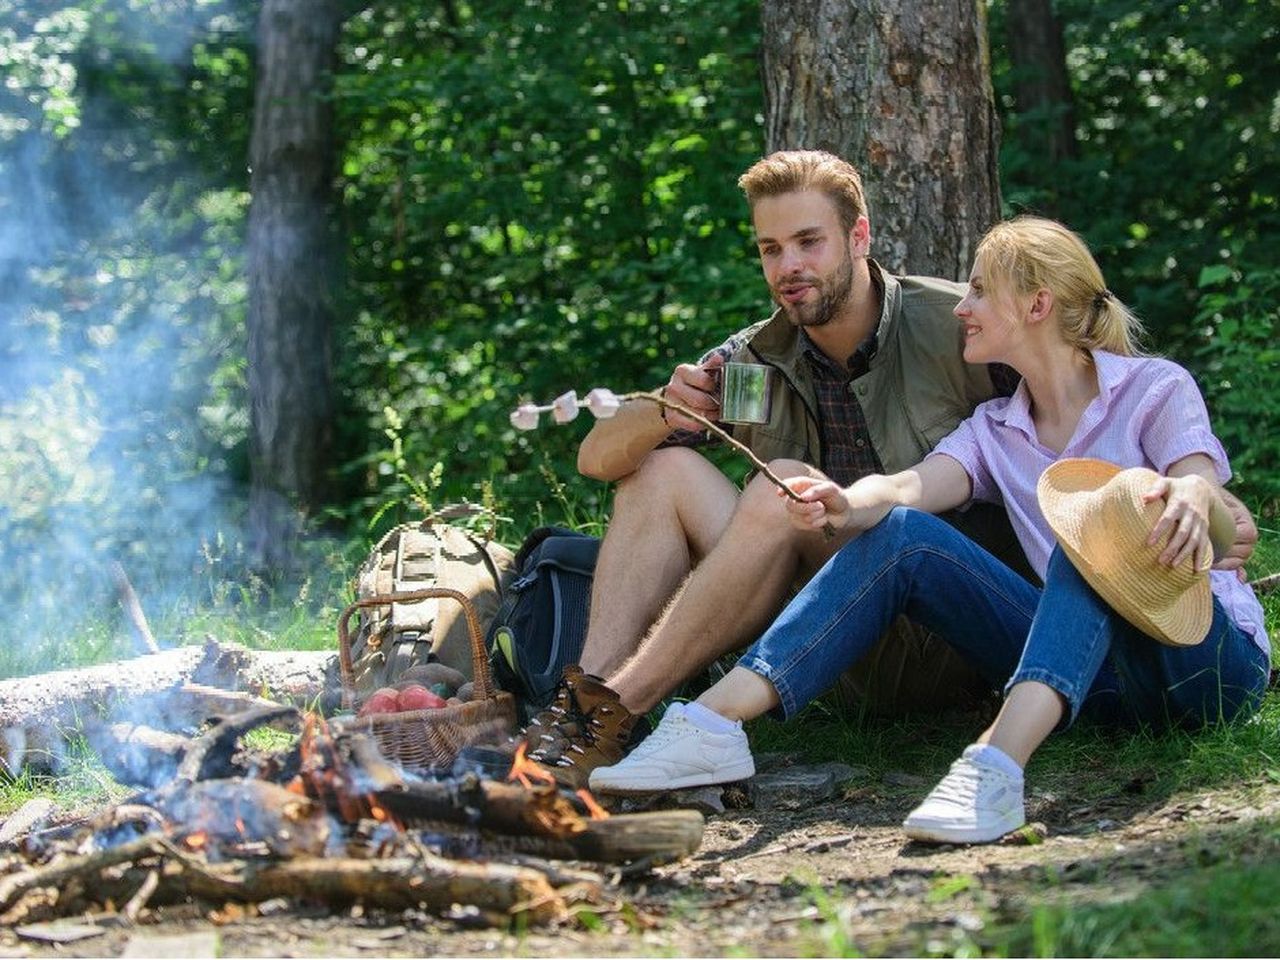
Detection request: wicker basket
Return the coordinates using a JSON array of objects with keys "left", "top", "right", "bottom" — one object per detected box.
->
[{"left": 334, "top": 587, "right": 517, "bottom": 773}]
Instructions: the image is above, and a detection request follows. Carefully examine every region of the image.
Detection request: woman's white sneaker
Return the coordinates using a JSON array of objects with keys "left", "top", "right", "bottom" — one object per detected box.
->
[
  {"left": 902, "top": 744, "right": 1026, "bottom": 844},
  {"left": 588, "top": 702, "right": 755, "bottom": 794}
]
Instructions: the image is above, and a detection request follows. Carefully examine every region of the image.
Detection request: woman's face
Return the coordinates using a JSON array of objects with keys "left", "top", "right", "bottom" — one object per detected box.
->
[{"left": 954, "top": 258, "right": 1027, "bottom": 365}]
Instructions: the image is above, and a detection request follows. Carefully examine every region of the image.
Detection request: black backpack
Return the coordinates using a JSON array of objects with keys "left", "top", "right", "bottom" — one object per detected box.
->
[{"left": 487, "top": 526, "right": 599, "bottom": 720}]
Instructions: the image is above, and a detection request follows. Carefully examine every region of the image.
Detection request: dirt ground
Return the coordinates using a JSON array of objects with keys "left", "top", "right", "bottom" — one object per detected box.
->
[{"left": 5, "top": 762, "right": 1280, "bottom": 959}]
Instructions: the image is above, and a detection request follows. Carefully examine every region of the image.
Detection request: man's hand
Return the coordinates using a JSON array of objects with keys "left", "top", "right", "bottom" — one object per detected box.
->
[
  {"left": 1215, "top": 489, "right": 1259, "bottom": 581},
  {"left": 662, "top": 355, "right": 724, "bottom": 432}
]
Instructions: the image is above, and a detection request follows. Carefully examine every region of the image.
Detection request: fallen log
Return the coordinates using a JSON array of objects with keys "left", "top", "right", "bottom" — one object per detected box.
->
[
  {"left": 170, "top": 853, "right": 567, "bottom": 923},
  {"left": 0, "top": 639, "right": 340, "bottom": 774},
  {"left": 1, "top": 836, "right": 568, "bottom": 926}
]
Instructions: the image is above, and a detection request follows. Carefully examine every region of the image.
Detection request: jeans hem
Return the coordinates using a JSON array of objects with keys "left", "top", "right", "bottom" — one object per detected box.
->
[{"left": 1005, "top": 666, "right": 1085, "bottom": 725}]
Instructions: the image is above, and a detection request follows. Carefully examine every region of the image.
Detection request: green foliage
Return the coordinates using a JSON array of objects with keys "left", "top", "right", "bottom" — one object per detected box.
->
[
  {"left": 330, "top": 0, "right": 766, "bottom": 531},
  {"left": 991, "top": 0, "right": 1280, "bottom": 510}
]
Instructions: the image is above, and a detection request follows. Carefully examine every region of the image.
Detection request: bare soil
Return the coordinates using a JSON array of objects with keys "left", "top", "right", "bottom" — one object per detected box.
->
[{"left": 5, "top": 767, "right": 1280, "bottom": 959}]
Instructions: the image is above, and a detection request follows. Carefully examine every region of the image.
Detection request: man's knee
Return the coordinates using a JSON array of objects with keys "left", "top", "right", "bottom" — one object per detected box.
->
[
  {"left": 736, "top": 459, "right": 815, "bottom": 526},
  {"left": 613, "top": 446, "right": 708, "bottom": 508}
]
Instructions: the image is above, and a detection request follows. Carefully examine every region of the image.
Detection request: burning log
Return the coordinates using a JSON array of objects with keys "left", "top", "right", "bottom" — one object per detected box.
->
[{"left": 154, "top": 779, "right": 332, "bottom": 859}]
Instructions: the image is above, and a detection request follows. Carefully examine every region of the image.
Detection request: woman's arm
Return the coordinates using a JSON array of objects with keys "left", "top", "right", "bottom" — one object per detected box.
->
[
  {"left": 783, "top": 454, "right": 974, "bottom": 533},
  {"left": 1142, "top": 453, "right": 1236, "bottom": 571}
]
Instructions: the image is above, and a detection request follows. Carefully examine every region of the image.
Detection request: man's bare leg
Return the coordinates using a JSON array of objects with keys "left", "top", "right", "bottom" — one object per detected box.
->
[
  {"left": 578, "top": 447, "right": 739, "bottom": 679},
  {"left": 606, "top": 460, "right": 853, "bottom": 713}
]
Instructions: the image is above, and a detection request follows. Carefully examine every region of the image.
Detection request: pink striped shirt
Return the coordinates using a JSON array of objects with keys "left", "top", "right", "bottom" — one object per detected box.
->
[{"left": 930, "top": 350, "right": 1269, "bottom": 655}]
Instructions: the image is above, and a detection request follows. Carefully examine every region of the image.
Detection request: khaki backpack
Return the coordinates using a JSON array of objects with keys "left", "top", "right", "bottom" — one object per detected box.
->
[{"left": 349, "top": 509, "right": 515, "bottom": 696}]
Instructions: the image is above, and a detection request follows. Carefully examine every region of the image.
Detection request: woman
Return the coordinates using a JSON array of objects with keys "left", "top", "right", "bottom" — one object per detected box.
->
[{"left": 589, "top": 216, "right": 1270, "bottom": 844}]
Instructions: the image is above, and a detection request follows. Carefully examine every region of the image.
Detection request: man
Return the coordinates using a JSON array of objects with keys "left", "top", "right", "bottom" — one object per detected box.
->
[{"left": 513, "top": 150, "right": 1258, "bottom": 789}]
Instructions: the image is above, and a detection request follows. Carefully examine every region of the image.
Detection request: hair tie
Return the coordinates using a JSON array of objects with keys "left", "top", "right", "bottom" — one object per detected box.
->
[{"left": 1093, "top": 288, "right": 1113, "bottom": 310}]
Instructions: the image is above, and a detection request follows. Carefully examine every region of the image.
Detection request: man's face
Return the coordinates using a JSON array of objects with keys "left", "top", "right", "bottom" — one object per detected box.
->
[{"left": 752, "top": 190, "right": 866, "bottom": 328}]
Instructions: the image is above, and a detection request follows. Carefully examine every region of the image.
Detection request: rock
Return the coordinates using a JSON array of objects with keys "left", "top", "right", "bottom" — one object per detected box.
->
[
  {"left": 810, "top": 761, "right": 871, "bottom": 788},
  {"left": 749, "top": 766, "right": 838, "bottom": 810},
  {"left": 615, "top": 785, "right": 726, "bottom": 816},
  {"left": 882, "top": 769, "right": 928, "bottom": 788},
  {"left": 121, "top": 932, "right": 220, "bottom": 958}
]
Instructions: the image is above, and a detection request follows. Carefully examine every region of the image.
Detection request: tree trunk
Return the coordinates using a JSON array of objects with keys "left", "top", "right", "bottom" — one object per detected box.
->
[
  {"left": 759, "top": 0, "right": 1001, "bottom": 279},
  {"left": 246, "top": 0, "right": 344, "bottom": 564},
  {"left": 1005, "top": 0, "right": 1077, "bottom": 167}
]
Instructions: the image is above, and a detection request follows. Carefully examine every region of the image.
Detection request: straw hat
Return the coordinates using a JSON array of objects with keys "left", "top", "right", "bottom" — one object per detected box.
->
[{"left": 1036, "top": 458, "right": 1212, "bottom": 647}]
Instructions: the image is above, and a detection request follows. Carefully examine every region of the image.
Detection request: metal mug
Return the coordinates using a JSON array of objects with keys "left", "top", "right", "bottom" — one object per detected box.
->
[{"left": 718, "top": 362, "right": 773, "bottom": 425}]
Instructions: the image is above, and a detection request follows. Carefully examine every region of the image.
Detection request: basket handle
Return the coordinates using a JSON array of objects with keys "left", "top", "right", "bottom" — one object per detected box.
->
[{"left": 337, "top": 588, "right": 497, "bottom": 711}]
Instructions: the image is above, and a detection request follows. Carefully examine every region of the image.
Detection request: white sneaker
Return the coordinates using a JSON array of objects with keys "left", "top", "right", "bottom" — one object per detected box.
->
[
  {"left": 588, "top": 703, "right": 755, "bottom": 794},
  {"left": 902, "top": 744, "right": 1025, "bottom": 844}
]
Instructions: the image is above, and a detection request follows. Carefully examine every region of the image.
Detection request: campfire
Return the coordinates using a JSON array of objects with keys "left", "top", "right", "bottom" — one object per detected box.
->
[{"left": 0, "top": 681, "right": 704, "bottom": 931}]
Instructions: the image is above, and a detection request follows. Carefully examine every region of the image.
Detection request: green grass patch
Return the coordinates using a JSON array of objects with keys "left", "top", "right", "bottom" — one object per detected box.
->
[{"left": 978, "top": 824, "right": 1280, "bottom": 957}]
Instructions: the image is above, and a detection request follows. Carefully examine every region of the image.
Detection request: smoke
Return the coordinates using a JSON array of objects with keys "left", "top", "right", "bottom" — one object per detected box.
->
[{"left": 0, "top": 1, "right": 261, "bottom": 674}]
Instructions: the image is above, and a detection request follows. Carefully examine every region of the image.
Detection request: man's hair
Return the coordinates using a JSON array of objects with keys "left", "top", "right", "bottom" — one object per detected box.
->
[
  {"left": 977, "top": 216, "right": 1145, "bottom": 357},
  {"left": 738, "top": 150, "right": 869, "bottom": 235}
]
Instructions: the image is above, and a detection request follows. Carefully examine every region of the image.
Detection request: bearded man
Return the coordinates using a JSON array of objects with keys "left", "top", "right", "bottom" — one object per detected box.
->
[{"left": 511, "top": 150, "right": 1254, "bottom": 789}]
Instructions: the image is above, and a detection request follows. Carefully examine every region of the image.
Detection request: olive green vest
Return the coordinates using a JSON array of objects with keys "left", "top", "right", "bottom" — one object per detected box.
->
[{"left": 725, "top": 263, "right": 999, "bottom": 475}]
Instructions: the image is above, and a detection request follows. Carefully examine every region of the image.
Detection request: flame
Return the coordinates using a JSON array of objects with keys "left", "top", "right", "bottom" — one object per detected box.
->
[
  {"left": 575, "top": 788, "right": 610, "bottom": 820},
  {"left": 183, "top": 830, "right": 209, "bottom": 851},
  {"left": 506, "top": 742, "right": 557, "bottom": 789}
]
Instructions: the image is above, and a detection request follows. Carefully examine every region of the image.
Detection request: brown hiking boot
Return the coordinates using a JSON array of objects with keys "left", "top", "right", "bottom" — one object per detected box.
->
[{"left": 513, "top": 665, "right": 640, "bottom": 790}]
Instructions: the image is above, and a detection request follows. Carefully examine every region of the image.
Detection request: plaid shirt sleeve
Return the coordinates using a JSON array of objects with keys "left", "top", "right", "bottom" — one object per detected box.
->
[{"left": 657, "top": 333, "right": 748, "bottom": 449}]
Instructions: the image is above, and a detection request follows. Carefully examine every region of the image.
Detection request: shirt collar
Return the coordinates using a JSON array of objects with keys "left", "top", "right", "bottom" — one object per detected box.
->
[{"left": 988, "top": 349, "right": 1125, "bottom": 430}]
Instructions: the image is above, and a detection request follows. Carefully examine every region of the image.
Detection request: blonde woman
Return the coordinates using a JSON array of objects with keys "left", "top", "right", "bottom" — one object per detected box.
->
[{"left": 590, "top": 217, "right": 1270, "bottom": 844}]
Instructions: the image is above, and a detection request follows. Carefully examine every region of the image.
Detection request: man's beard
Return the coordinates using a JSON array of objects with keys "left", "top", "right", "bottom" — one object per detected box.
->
[{"left": 775, "top": 250, "right": 854, "bottom": 328}]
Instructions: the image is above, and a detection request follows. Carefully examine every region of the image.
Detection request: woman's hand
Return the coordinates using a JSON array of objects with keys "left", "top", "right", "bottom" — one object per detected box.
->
[
  {"left": 781, "top": 474, "right": 898, "bottom": 533},
  {"left": 1143, "top": 474, "right": 1215, "bottom": 571},
  {"left": 781, "top": 476, "right": 850, "bottom": 531}
]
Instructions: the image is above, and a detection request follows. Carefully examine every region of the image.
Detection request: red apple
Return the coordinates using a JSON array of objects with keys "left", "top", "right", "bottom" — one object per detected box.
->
[
  {"left": 358, "top": 687, "right": 399, "bottom": 717},
  {"left": 396, "top": 684, "right": 447, "bottom": 712}
]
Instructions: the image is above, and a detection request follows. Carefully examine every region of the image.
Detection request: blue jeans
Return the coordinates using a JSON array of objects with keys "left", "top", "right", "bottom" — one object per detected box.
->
[{"left": 741, "top": 507, "right": 1268, "bottom": 730}]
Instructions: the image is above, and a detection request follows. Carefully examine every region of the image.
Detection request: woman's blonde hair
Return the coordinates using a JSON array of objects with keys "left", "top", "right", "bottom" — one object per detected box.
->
[{"left": 976, "top": 216, "right": 1144, "bottom": 356}]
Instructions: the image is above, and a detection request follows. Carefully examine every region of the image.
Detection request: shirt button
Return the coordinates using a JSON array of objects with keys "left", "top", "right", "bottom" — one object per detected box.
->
[{"left": 855, "top": 438, "right": 866, "bottom": 449}]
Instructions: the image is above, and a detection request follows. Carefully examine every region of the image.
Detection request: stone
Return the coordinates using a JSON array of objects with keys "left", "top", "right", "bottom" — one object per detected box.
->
[{"left": 749, "top": 766, "right": 838, "bottom": 810}]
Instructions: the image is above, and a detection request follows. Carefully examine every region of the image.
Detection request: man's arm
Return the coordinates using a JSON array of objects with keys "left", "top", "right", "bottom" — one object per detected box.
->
[
  {"left": 578, "top": 359, "right": 725, "bottom": 482},
  {"left": 1215, "top": 487, "right": 1259, "bottom": 578}
]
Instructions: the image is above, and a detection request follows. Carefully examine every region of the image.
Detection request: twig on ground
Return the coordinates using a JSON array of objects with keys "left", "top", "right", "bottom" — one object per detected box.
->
[{"left": 1250, "top": 571, "right": 1279, "bottom": 595}]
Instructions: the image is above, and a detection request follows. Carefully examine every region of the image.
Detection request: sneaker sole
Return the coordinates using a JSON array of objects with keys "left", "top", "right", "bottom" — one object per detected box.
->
[
  {"left": 590, "top": 759, "right": 756, "bottom": 795},
  {"left": 902, "top": 816, "right": 1023, "bottom": 845}
]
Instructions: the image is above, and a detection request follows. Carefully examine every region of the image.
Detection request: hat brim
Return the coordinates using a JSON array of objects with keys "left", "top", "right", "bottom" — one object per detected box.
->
[{"left": 1037, "top": 459, "right": 1212, "bottom": 648}]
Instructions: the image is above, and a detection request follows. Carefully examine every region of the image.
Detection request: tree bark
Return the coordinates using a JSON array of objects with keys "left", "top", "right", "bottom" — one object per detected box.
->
[
  {"left": 246, "top": 0, "right": 344, "bottom": 564},
  {"left": 1005, "top": 0, "right": 1077, "bottom": 168},
  {"left": 759, "top": 0, "right": 1002, "bottom": 278}
]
